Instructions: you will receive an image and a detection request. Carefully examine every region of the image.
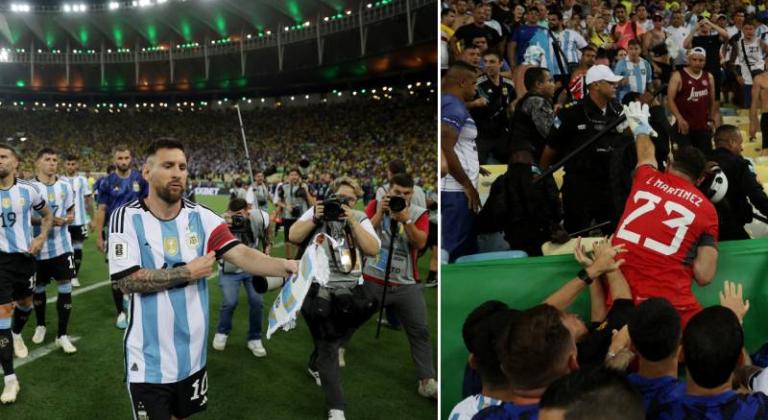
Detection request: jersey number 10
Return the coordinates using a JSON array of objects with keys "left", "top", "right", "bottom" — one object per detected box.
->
[{"left": 616, "top": 190, "right": 696, "bottom": 256}]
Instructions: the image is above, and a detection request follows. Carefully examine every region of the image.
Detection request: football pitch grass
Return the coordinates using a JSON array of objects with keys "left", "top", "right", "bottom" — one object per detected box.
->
[{"left": 3, "top": 195, "right": 437, "bottom": 419}]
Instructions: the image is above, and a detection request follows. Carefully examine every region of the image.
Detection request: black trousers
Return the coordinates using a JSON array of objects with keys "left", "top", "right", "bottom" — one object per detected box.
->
[{"left": 673, "top": 127, "right": 712, "bottom": 154}]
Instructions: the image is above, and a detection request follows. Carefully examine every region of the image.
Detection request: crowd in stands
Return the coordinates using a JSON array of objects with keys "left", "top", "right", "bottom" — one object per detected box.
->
[
  {"left": 0, "top": 99, "right": 436, "bottom": 198},
  {"left": 442, "top": 0, "right": 768, "bottom": 418},
  {"left": 441, "top": 0, "right": 768, "bottom": 261}
]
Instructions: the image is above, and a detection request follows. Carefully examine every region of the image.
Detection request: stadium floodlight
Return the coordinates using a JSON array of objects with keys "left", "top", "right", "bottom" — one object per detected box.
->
[
  {"left": 11, "top": 3, "right": 32, "bottom": 12},
  {"left": 260, "top": 98, "right": 265, "bottom": 103},
  {"left": 63, "top": 4, "right": 72, "bottom": 12},
  {"left": 305, "top": 95, "right": 309, "bottom": 99},
  {"left": 138, "top": 0, "right": 152, "bottom": 7},
  {"left": 323, "top": 17, "right": 329, "bottom": 22},
  {"left": 346, "top": 10, "right": 352, "bottom": 15},
  {"left": 108, "top": 1, "right": 119, "bottom": 10},
  {"left": 367, "top": 3, "right": 372, "bottom": 8},
  {"left": 426, "top": 81, "right": 431, "bottom": 87},
  {"left": 0, "top": 50, "right": 9, "bottom": 63},
  {"left": 304, "top": 21, "right": 310, "bottom": 27}
]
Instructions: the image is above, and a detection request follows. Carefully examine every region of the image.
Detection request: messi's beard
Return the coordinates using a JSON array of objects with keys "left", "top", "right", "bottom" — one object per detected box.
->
[{"left": 157, "top": 183, "right": 185, "bottom": 205}]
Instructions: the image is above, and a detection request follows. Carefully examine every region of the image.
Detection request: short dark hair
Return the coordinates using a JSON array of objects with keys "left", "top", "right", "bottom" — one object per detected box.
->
[
  {"left": 64, "top": 154, "right": 79, "bottom": 161},
  {"left": 714, "top": 124, "right": 740, "bottom": 144},
  {"left": 549, "top": 10, "right": 563, "bottom": 20},
  {"left": 146, "top": 138, "right": 185, "bottom": 157},
  {"left": 627, "top": 39, "right": 641, "bottom": 48},
  {"left": 228, "top": 197, "right": 248, "bottom": 212},
  {"left": 0, "top": 144, "right": 19, "bottom": 159},
  {"left": 524, "top": 67, "right": 550, "bottom": 91},
  {"left": 628, "top": 298, "right": 681, "bottom": 362},
  {"left": 745, "top": 16, "right": 759, "bottom": 27},
  {"left": 288, "top": 168, "right": 301, "bottom": 175},
  {"left": 36, "top": 147, "right": 57, "bottom": 160},
  {"left": 540, "top": 366, "right": 645, "bottom": 420},
  {"left": 441, "top": 8, "right": 455, "bottom": 17},
  {"left": 462, "top": 301, "right": 517, "bottom": 388},
  {"left": 498, "top": 304, "right": 572, "bottom": 390},
  {"left": 671, "top": 146, "right": 706, "bottom": 180},
  {"left": 684, "top": 306, "right": 744, "bottom": 389},
  {"left": 390, "top": 173, "right": 414, "bottom": 189},
  {"left": 483, "top": 51, "right": 502, "bottom": 61},
  {"left": 472, "top": 34, "right": 488, "bottom": 43},
  {"left": 614, "top": 3, "right": 626, "bottom": 11},
  {"left": 112, "top": 144, "right": 130, "bottom": 155},
  {"left": 388, "top": 159, "right": 407, "bottom": 175}
]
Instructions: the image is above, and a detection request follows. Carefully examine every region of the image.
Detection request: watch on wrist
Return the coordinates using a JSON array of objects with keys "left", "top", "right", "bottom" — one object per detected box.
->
[{"left": 577, "top": 268, "right": 594, "bottom": 285}]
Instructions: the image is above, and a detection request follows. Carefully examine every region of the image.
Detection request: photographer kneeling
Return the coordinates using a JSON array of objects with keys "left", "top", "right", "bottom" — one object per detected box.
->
[
  {"left": 212, "top": 198, "right": 273, "bottom": 357},
  {"left": 288, "top": 176, "right": 381, "bottom": 420},
  {"left": 363, "top": 173, "right": 437, "bottom": 399}
]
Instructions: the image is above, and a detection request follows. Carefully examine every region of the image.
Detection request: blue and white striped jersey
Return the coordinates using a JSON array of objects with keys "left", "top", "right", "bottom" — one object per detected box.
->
[
  {"left": 62, "top": 175, "right": 92, "bottom": 226},
  {"left": 449, "top": 394, "right": 503, "bottom": 420},
  {"left": 614, "top": 58, "right": 653, "bottom": 101},
  {"left": 440, "top": 93, "right": 479, "bottom": 192},
  {"left": 0, "top": 178, "right": 46, "bottom": 254},
  {"left": 32, "top": 178, "right": 74, "bottom": 260},
  {"left": 108, "top": 198, "right": 239, "bottom": 384}
]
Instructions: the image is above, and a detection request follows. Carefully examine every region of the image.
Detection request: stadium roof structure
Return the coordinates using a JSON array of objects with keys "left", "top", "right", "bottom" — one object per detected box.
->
[{"left": 0, "top": 0, "right": 436, "bottom": 94}]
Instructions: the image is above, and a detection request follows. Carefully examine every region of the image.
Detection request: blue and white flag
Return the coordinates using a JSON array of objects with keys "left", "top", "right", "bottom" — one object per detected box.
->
[{"left": 267, "top": 233, "right": 332, "bottom": 339}]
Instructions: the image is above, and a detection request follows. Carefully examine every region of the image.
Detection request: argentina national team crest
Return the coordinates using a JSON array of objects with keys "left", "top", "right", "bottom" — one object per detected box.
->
[
  {"left": 163, "top": 237, "right": 179, "bottom": 256},
  {"left": 186, "top": 230, "right": 199, "bottom": 249},
  {"left": 1, "top": 197, "right": 10, "bottom": 208}
]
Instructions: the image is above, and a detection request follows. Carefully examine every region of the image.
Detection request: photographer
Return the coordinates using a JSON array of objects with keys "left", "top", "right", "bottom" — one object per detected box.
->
[
  {"left": 364, "top": 173, "right": 438, "bottom": 399},
  {"left": 288, "top": 176, "right": 380, "bottom": 420},
  {"left": 212, "top": 198, "right": 273, "bottom": 358},
  {"left": 245, "top": 171, "right": 272, "bottom": 213},
  {"left": 277, "top": 168, "right": 315, "bottom": 259}
]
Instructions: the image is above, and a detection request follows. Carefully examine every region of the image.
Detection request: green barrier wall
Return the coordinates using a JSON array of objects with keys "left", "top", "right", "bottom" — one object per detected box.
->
[{"left": 440, "top": 238, "right": 768, "bottom": 418}]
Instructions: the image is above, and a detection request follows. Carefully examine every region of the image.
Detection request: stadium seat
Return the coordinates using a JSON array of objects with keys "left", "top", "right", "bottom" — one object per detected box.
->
[
  {"left": 476, "top": 232, "right": 510, "bottom": 253},
  {"left": 454, "top": 250, "right": 528, "bottom": 263},
  {"left": 441, "top": 249, "right": 450, "bottom": 265}
]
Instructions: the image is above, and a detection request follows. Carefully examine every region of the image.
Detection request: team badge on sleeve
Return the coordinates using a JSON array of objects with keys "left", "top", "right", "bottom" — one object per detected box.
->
[{"left": 112, "top": 240, "right": 128, "bottom": 261}]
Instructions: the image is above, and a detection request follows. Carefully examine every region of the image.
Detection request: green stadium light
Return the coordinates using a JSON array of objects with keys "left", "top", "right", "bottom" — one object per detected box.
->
[{"left": 15, "top": 80, "right": 25, "bottom": 87}]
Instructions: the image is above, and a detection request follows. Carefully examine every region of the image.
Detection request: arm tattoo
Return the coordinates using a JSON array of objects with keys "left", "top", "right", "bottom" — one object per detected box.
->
[{"left": 117, "top": 266, "right": 193, "bottom": 294}]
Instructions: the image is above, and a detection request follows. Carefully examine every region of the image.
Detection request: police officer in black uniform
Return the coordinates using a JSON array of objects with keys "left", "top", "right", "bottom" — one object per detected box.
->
[
  {"left": 540, "top": 64, "right": 630, "bottom": 235},
  {"left": 469, "top": 50, "right": 516, "bottom": 164},
  {"left": 709, "top": 124, "right": 768, "bottom": 240},
  {"left": 511, "top": 67, "right": 556, "bottom": 162}
]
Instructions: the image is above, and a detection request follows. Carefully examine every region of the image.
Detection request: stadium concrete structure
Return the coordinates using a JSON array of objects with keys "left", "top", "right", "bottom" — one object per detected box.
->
[{"left": 0, "top": 0, "right": 436, "bottom": 103}]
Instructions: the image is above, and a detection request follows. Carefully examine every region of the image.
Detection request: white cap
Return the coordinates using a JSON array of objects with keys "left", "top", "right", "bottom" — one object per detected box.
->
[
  {"left": 689, "top": 47, "right": 706, "bottom": 57},
  {"left": 585, "top": 64, "right": 624, "bottom": 85}
]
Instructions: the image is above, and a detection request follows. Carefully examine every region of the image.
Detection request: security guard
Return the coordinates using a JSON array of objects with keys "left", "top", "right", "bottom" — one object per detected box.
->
[
  {"left": 469, "top": 50, "right": 516, "bottom": 164},
  {"left": 540, "top": 64, "right": 631, "bottom": 235},
  {"left": 709, "top": 124, "right": 768, "bottom": 240}
]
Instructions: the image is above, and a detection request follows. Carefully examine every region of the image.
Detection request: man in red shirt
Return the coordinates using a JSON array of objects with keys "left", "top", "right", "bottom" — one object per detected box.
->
[
  {"left": 612, "top": 4, "right": 645, "bottom": 49},
  {"left": 667, "top": 47, "right": 719, "bottom": 153},
  {"left": 362, "top": 173, "right": 436, "bottom": 399},
  {"left": 614, "top": 102, "right": 719, "bottom": 327}
]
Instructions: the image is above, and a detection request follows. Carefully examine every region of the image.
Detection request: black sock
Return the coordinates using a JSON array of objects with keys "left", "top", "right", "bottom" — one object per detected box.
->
[
  {"left": 428, "top": 271, "right": 437, "bottom": 282},
  {"left": 112, "top": 285, "right": 124, "bottom": 315},
  {"left": 11, "top": 305, "right": 32, "bottom": 334},
  {"left": 33, "top": 292, "right": 47, "bottom": 327},
  {"left": 57, "top": 293, "right": 72, "bottom": 337},
  {"left": 73, "top": 247, "right": 83, "bottom": 276},
  {"left": 0, "top": 328, "right": 13, "bottom": 376}
]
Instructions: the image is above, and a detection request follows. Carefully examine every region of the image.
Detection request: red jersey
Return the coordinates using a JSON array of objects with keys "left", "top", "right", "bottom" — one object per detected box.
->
[
  {"left": 612, "top": 165, "right": 718, "bottom": 311},
  {"left": 673, "top": 69, "right": 711, "bottom": 130}
]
